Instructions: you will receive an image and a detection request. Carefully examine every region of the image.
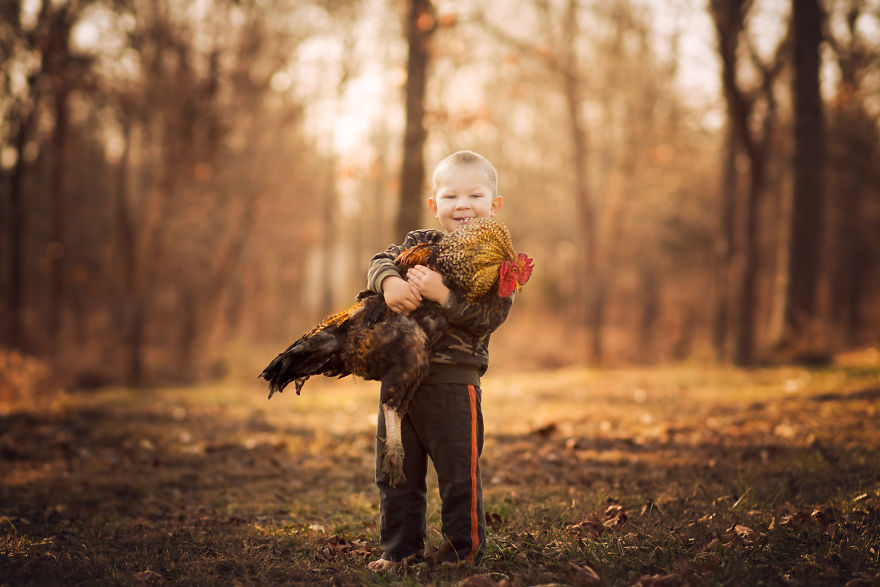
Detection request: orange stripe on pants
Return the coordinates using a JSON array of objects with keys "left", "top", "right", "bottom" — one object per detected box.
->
[{"left": 467, "top": 384, "right": 479, "bottom": 563}]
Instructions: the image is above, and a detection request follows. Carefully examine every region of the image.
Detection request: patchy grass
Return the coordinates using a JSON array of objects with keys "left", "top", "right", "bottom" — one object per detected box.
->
[{"left": 2, "top": 363, "right": 880, "bottom": 585}]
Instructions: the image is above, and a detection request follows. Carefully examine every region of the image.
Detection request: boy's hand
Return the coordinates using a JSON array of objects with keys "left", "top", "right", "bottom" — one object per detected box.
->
[
  {"left": 382, "top": 275, "right": 422, "bottom": 315},
  {"left": 407, "top": 265, "right": 450, "bottom": 306}
]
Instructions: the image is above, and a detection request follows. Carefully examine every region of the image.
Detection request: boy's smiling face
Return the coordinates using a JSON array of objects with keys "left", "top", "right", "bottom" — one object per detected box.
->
[{"left": 429, "top": 163, "right": 503, "bottom": 232}]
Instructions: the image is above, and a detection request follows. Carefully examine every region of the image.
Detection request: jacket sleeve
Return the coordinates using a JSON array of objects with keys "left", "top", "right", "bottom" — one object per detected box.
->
[
  {"left": 367, "top": 230, "right": 443, "bottom": 294},
  {"left": 438, "top": 289, "right": 514, "bottom": 337}
]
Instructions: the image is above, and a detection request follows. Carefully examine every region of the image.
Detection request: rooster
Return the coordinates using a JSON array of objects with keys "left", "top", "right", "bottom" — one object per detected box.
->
[{"left": 259, "top": 218, "right": 534, "bottom": 486}]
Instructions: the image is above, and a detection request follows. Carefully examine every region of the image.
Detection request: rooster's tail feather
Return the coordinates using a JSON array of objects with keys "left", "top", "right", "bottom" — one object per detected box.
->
[{"left": 259, "top": 328, "right": 342, "bottom": 398}]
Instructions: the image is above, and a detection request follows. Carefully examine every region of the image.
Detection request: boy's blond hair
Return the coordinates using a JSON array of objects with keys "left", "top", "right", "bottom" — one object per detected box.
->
[{"left": 431, "top": 151, "right": 499, "bottom": 199}]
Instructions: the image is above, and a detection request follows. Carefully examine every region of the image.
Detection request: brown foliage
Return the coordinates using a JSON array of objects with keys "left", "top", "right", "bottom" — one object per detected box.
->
[{"left": 0, "top": 351, "right": 56, "bottom": 411}]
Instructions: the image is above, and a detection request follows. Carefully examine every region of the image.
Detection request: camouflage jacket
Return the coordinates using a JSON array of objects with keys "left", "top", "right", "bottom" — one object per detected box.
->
[{"left": 367, "top": 229, "right": 514, "bottom": 385}]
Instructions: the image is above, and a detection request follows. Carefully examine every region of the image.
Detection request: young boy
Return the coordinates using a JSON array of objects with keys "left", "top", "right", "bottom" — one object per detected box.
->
[{"left": 365, "top": 151, "right": 513, "bottom": 572}]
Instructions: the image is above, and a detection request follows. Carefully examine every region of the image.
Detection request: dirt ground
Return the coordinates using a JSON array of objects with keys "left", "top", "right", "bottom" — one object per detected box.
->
[{"left": 2, "top": 363, "right": 880, "bottom": 585}]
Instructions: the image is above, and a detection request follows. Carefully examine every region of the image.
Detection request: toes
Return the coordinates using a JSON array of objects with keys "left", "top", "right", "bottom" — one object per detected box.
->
[{"left": 367, "top": 559, "right": 400, "bottom": 573}]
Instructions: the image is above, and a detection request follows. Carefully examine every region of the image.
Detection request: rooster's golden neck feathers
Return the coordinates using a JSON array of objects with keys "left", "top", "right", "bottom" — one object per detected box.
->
[{"left": 436, "top": 218, "right": 520, "bottom": 302}]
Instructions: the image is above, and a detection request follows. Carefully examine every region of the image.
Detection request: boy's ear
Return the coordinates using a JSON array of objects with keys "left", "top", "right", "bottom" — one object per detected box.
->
[
  {"left": 428, "top": 197, "right": 438, "bottom": 215},
  {"left": 490, "top": 195, "right": 503, "bottom": 216}
]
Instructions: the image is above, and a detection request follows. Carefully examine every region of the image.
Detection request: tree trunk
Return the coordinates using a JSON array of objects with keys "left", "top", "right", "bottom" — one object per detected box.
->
[
  {"left": 113, "top": 117, "right": 143, "bottom": 385},
  {"left": 712, "top": 121, "right": 737, "bottom": 361},
  {"left": 710, "top": 0, "right": 747, "bottom": 363},
  {"left": 711, "top": 0, "right": 781, "bottom": 365},
  {"left": 785, "top": 0, "right": 825, "bottom": 345},
  {"left": 202, "top": 187, "right": 260, "bottom": 354},
  {"left": 568, "top": 68, "right": 600, "bottom": 363},
  {"left": 734, "top": 164, "right": 765, "bottom": 365},
  {"left": 637, "top": 262, "right": 659, "bottom": 363},
  {"left": 673, "top": 306, "right": 695, "bottom": 361},
  {"left": 48, "top": 83, "right": 70, "bottom": 345},
  {"left": 6, "top": 104, "right": 34, "bottom": 351},
  {"left": 561, "top": 0, "right": 600, "bottom": 364},
  {"left": 396, "top": 0, "right": 434, "bottom": 241},
  {"left": 827, "top": 5, "right": 877, "bottom": 347},
  {"left": 831, "top": 110, "right": 876, "bottom": 344},
  {"left": 768, "top": 180, "right": 792, "bottom": 348}
]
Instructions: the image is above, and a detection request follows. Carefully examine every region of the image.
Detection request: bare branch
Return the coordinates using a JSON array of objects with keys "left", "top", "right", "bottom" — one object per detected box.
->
[{"left": 471, "top": 5, "right": 559, "bottom": 72}]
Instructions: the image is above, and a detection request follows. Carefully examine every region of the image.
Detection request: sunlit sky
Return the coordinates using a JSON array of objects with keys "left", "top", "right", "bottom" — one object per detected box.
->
[
  {"left": 293, "top": 0, "right": 732, "bottom": 158},
  {"left": 22, "top": 0, "right": 880, "bottom": 162},
  {"left": 294, "top": 0, "right": 878, "bottom": 158}
]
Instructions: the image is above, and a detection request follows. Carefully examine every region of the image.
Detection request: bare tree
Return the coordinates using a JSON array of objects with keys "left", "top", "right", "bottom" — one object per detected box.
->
[
  {"left": 1, "top": 3, "right": 47, "bottom": 351},
  {"left": 475, "top": 0, "right": 691, "bottom": 364},
  {"left": 709, "top": 0, "right": 742, "bottom": 362},
  {"left": 710, "top": 0, "right": 786, "bottom": 365},
  {"left": 824, "top": 0, "right": 876, "bottom": 346},
  {"left": 104, "top": 0, "right": 320, "bottom": 383},
  {"left": 2, "top": 88, "right": 37, "bottom": 351},
  {"left": 477, "top": 0, "right": 603, "bottom": 361},
  {"left": 784, "top": 0, "right": 826, "bottom": 352},
  {"left": 320, "top": 4, "right": 360, "bottom": 316},
  {"left": 397, "top": 0, "right": 436, "bottom": 240},
  {"left": 559, "top": 0, "right": 603, "bottom": 363},
  {"left": 1, "top": 0, "right": 95, "bottom": 351},
  {"left": 112, "top": 105, "right": 142, "bottom": 383},
  {"left": 45, "top": 2, "right": 94, "bottom": 345}
]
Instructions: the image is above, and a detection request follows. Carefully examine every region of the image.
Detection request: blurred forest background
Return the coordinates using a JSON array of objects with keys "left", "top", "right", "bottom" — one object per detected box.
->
[{"left": 2, "top": 0, "right": 880, "bottom": 390}]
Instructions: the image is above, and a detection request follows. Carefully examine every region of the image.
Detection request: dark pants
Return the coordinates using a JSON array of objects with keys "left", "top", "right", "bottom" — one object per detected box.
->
[{"left": 375, "top": 382, "right": 486, "bottom": 563}]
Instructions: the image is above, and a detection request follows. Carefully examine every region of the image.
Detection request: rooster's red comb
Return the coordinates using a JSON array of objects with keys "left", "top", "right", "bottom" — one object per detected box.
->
[{"left": 517, "top": 253, "right": 534, "bottom": 283}]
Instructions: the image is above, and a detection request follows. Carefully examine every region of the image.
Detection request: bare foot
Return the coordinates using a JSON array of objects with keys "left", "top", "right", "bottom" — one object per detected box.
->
[{"left": 367, "top": 559, "right": 400, "bottom": 573}]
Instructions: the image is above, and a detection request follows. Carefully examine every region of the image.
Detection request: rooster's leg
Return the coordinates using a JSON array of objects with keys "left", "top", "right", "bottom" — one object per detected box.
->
[{"left": 380, "top": 403, "right": 406, "bottom": 487}]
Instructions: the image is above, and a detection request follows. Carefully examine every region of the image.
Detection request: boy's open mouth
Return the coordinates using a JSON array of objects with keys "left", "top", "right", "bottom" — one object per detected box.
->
[{"left": 453, "top": 217, "right": 473, "bottom": 225}]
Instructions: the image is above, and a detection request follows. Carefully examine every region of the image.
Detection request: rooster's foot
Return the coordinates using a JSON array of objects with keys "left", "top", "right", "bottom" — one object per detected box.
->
[{"left": 380, "top": 442, "right": 406, "bottom": 487}]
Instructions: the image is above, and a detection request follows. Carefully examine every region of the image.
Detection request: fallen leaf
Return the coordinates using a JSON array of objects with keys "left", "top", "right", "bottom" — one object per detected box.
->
[
  {"left": 485, "top": 511, "right": 503, "bottom": 529},
  {"left": 316, "top": 535, "right": 373, "bottom": 562},
  {"left": 770, "top": 508, "right": 837, "bottom": 532},
  {"left": 133, "top": 569, "right": 167, "bottom": 586},
  {"left": 568, "top": 516, "right": 606, "bottom": 538},
  {"left": 570, "top": 563, "right": 609, "bottom": 586},
  {"left": 733, "top": 524, "right": 753, "bottom": 536},
  {"left": 457, "top": 573, "right": 516, "bottom": 587},
  {"left": 635, "top": 573, "right": 680, "bottom": 587},
  {"left": 810, "top": 507, "right": 836, "bottom": 528},
  {"left": 603, "top": 504, "right": 628, "bottom": 528},
  {"left": 568, "top": 505, "right": 628, "bottom": 537},
  {"left": 733, "top": 524, "right": 756, "bottom": 540}
]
